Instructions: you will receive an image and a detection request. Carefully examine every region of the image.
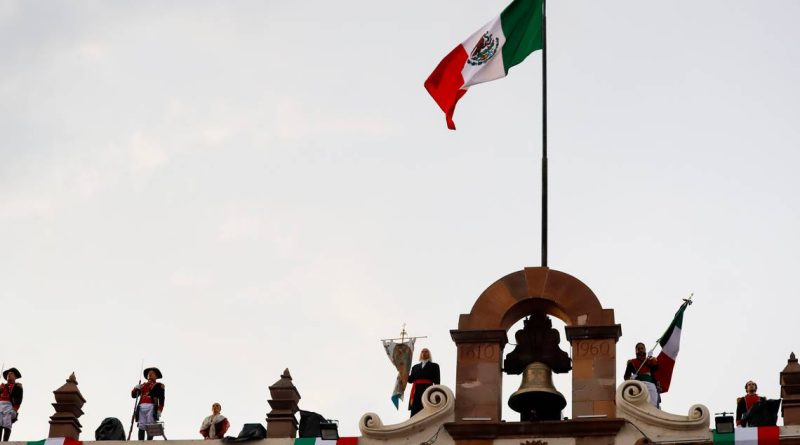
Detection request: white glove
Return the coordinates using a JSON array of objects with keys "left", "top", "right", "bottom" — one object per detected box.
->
[{"left": 135, "top": 384, "right": 142, "bottom": 390}]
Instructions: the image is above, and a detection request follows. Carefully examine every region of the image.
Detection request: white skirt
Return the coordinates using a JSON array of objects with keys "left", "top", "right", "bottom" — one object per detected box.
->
[
  {"left": 0, "top": 401, "right": 14, "bottom": 430},
  {"left": 642, "top": 381, "right": 660, "bottom": 408},
  {"left": 137, "top": 403, "right": 156, "bottom": 430}
]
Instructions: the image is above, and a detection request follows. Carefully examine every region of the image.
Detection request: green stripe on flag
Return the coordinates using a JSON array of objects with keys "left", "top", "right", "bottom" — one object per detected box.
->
[
  {"left": 659, "top": 302, "right": 688, "bottom": 347},
  {"left": 712, "top": 430, "right": 734, "bottom": 444},
  {"left": 27, "top": 441, "right": 47, "bottom": 445},
  {"left": 294, "top": 438, "right": 359, "bottom": 445},
  {"left": 499, "top": 0, "right": 544, "bottom": 74}
]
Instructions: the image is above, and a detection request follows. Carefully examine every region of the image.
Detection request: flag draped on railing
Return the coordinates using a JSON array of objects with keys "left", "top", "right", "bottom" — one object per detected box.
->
[
  {"left": 27, "top": 439, "right": 82, "bottom": 445},
  {"left": 712, "top": 426, "right": 779, "bottom": 444},
  {"left": 382, "top": 338, "right": 415, "bottom": 409},
  {"left": 653, "top": 299, "right": 692, "bottom": 393},
  {"left": 294, "top": 437, "right": 358, "bottom": 445}
]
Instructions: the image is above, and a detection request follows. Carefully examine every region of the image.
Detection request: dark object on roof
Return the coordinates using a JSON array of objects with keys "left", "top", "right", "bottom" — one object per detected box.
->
[
  {"left": 95, "top": 417, "right": 126, "bottom": 440},
  {"left": 222, "top": 423, "right": 267, "bottom": 443},
  {"left": 299, "top": 410, "right": 326, "bottom": 438},
  {"left": 743, "top": 399, "right": 782, "bottom": 427},
  {"left": 504, "top": 313, "right": 571, "bottom": 375}
]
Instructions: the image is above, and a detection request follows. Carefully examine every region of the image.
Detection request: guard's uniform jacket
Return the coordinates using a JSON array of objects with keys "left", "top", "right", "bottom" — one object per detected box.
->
[
  {"left": 736, "top": 393, "right": 766, "bottom": 426},
  {"left": 0, "top": 383, "right": 22, "bottom": 412},
  {"left": 624, "top": 357, "right": 659, "bottom": 384},
  {"left": 132, "top": 381, "right": 165, "bottom": 420}
]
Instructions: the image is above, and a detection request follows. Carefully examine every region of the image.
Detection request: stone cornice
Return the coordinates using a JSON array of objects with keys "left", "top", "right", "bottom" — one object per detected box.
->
[
  {"left": 616, "top": 380, "right": 711, "bottom": 443},
  {"left": 359, "top": 385, "right": 454, "bottom": 439}
]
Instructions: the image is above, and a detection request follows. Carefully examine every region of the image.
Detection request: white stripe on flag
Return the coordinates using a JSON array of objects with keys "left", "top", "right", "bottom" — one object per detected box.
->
[
  {"left": 460, "top": 16, "right": 508, "bottom": 88},
  {"left": 735, "top": 427, "right": 758, "bottom": 444},
  {"left": 661, "top": 326, "right": 681, "bottom": 359}
]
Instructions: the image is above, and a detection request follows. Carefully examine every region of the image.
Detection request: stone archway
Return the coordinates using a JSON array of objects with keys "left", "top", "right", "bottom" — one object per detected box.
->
[{"left": 450, "top": 267, "right": 621, "bottom": 422}]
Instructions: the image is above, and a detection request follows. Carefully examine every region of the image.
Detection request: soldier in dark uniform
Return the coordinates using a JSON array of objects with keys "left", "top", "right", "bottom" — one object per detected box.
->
[
  {"left": 131, "top": 367, "right": 165, "bottom": 440},
  {"left": 736, "top": 380, "right": 766, "bottom": 427},
  {"left": 0, "top": 368, "right": 22, "bottom": 442},
  {"left": 407, "top": 348, "right": 440, "bottom": 417}
]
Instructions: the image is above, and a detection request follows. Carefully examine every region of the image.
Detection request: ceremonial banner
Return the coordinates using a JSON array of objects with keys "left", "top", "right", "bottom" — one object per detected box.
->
[
  {"left": 653, "top": 299, "right": 691, "bottom": 393},
  {"left": 382, "top": 338, "right": 415, "bottom": 409},
  {"left": 27, "top": 439, "right": 82, "bottom": 445},
  {"left": 712, "top": 426, "right": 780, "bottom": 444},
  {"left": 424, "top": 0, "right": 544, "bottom": 129},
  {"left": 295, "top": 437, "right": 358, "bottom": 445}
]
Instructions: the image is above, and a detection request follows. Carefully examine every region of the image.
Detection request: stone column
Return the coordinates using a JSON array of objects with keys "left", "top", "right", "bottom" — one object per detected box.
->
[
  {"left": 266, "top": 368, "right": 300, "bottom": 438},
  {"left": 48, "top": 372, "right": 86, "bottom": 439},
  {"left": 781, "top": 352, "right": 800, "bottom": 425},
  {"left": 450, "top": 329, "right": 508, "bottom": 422},
  {"left": 565, "top": 325, "right": 622, "bottom": 418}
]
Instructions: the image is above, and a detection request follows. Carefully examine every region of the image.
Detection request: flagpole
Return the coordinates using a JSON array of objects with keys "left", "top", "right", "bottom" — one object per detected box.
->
[{"left": 541, "top": 0, "right": 548, "bottom": 268}]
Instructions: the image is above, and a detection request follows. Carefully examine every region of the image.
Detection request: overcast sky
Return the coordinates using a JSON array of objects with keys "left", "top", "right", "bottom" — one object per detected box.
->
[{"left": 2, "top": 0, "right": 800, "bottom": 440}]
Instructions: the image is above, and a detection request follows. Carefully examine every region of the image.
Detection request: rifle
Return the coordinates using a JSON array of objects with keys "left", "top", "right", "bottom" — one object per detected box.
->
[{"left": 127, "top": 360, "right": 144, "bottom": 441}]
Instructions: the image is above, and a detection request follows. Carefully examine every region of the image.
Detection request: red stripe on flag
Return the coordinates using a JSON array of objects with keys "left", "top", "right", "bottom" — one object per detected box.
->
[
  {"left": 654, "top": 352, "right": 675, "bottom": 393},
  {"left": 424, "top": 45, "right": 468, "bottom": 130},
  {"left": 758, "top": 426, "right": 780, "bottom": 444}
]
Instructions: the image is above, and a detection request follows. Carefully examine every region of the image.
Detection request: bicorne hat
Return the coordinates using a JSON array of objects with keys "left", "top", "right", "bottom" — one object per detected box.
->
[
  {"left": 143, "top": 367, "right": 163, "bottom": 379},
  {"left": 2, "top": 368, "right": 21, "bottom": 380}
]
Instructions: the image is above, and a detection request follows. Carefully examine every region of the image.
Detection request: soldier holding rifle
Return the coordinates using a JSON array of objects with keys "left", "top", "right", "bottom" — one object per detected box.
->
[
  {"left": 131, "top": 367, "right": 165, "bottom": 440},
  {"left": 0, "top": 368, "right": 22, "bottom": 442}
]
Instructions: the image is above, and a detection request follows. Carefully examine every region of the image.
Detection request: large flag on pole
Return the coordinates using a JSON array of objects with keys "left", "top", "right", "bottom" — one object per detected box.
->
[
  {"left": 654, "top": 299, "right": 692, "bottom": 393},
  {"left": 382, "top": 338, "right": 415, "bottom": 409},
  {"left": 424, "top": 0, "right": 544, "bottom": 130}
]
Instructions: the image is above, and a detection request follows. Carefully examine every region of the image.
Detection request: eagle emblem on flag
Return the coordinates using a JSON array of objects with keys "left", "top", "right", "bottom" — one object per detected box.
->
[{"left": 468, "top": 32, "right": 499, "bottom": 66}]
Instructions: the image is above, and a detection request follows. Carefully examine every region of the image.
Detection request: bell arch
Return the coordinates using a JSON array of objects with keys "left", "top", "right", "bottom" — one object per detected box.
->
[{"left": 450, "top": 267, "right": 621, "bottom": 422}]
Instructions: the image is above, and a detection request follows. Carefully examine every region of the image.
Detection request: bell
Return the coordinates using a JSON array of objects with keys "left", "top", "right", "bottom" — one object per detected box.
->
[{"left": 508, "top": 362, "right": 567, "bottom": 421}]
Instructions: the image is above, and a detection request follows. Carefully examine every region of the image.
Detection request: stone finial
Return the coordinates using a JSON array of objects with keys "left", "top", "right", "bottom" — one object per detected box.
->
[
  {"left": 781, "top": 352, "right": 800, "bottom": 425},
  {"left": 266, "top": 368, "right": 301, "bottom": 438},
  {"left": 48, "top": 372, "right": 87, "bottom": 439}
]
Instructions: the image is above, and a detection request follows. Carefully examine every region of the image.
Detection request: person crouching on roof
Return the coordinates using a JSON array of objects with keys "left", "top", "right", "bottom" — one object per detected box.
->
[
  {"left": 132, "top": 367, "right": 165, "bottom": 440},
  {"left": 200, "top": 402, "right": 230, "bottom": 439},
  {"left": 0, "top": 368, "right": 22, "bottom": 442}
]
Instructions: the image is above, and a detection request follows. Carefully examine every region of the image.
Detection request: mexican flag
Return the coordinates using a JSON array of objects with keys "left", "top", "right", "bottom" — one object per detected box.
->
[
  {"left": 294, "top": 437, "right": 358, "bottom": 445},
  {"left": 712, "top": 426, "right": 780, "bottom": 444},
  {"left": 27, "top": 439, "right": 81, "bottom": 445},
  {"left": 424, "top": 0, "right": 543, "bottom": 130},
  {"left": 653, "top": 299, "right": 691, "bottom": 393}
]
